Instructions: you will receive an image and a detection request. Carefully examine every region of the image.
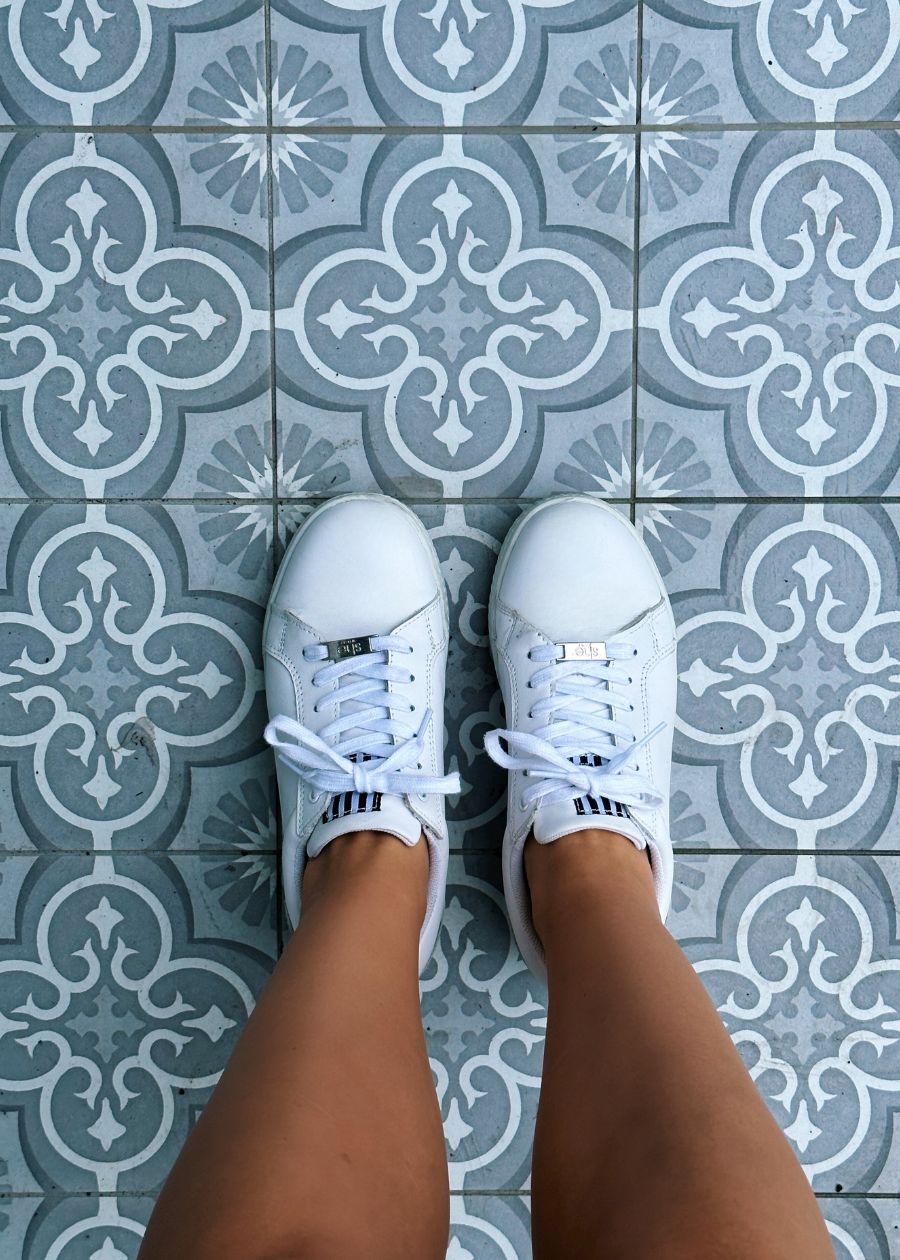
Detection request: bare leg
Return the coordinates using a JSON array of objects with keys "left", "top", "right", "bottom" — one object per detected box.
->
[
  {"left": 528, "top": 830, "right": 832, "bottom": 1260},
  {"left": 139, "top": 833, "right": 448, "bottom": 1260}
]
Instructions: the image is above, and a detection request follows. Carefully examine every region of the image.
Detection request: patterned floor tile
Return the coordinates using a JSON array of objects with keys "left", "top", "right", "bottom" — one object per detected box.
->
[
  {"left": 645, "top": 0, "right": 900, "bottom": 124},
  {"left": 430, "top": 855, "right": 544, "bottom": 1195},
  {"left": 274, "top": 132, "right": 633, "bottom": 500},
  {"left": 822, "top": 1196, "right": 900, "bottom": 1260},
  {"left": 1, "top": 1193, "right": 154, "bottom": 1260},
  {"left": 517, "top": 391, "right": 634, "bottom": 501},
  {"left": 0, "top": 503, "right": 267, "bottom": 853},
  {"left": 273, "top": 0, "right": 637, "bottom": 126},
  {"left": 0, "top": 853, "right": 274, "bottom": 1196},
  {"left": 640, "top": 5, "right": 753, "bottom": 128},
  {"left": 0, "top": 131, "right": 270, "bottom": 502},
  {"left": 0, "top": 0, "right": 262, "bottom": 126},
  {"left": 450, "top": 1193, "right": 533, "bottom": 1260},
  {"left": 275, "top": 388, "right": 376, "bottom": 499},
  {"left": 639, "top": 128, "right": 900, "bottom": 499},
  {"left": 1, "top": 0, "right": 899, "bottom": 1247},
  {"left": 673, "top": 853, "right": 900, "bottom": 1196},
  {"left": 670, "top": 502, "right": 900, "bottom": 853}
]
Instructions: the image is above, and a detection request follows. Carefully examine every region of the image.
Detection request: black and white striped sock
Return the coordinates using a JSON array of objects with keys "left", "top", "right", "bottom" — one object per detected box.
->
[{"left": 570, "top": 754, "right": 630, "bottom": 822}]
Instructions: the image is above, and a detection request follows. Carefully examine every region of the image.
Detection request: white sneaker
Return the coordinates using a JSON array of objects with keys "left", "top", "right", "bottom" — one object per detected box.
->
[
  {"left": 263, "top": 494, "right": 459, "bottom": 974},
  {"left": 485, "top": 496, "right": 677, "bottom": 979}
]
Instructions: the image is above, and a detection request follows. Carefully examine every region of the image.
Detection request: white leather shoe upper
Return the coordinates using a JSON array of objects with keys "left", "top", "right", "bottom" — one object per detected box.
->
[
  {"left": 263, "top": 494, "right": 459, "bottom": 974},
  {"left": 486, "top": 496, "right": 677, "bottom": 979}
]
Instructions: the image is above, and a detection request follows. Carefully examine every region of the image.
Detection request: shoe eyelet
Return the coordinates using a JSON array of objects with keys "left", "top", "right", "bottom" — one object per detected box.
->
[
  {"left": 410, "top": 674, "right": 416, "bottom": 682},
  {"left": 632, "top": 648, "right": 638, "bottom": 657},
  {"left": 308, "top": 788, "right": 317, "bottom": 801},
  {"left": 627, "top": 677, "right": 633, "bottom": 686}
]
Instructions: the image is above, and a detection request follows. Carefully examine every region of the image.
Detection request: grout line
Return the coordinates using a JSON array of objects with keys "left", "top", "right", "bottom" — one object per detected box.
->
[
  {"left": 2, "top": 121, "right": 900, "bottom": 135},
  {"left": 262, "top": 0, "right": 284, "bottom": 960},
  {"left": 629, "top": 0, "right": 643, "bottom": 527},
  {"left": 12, "top": 495, "right": 900, "bottom": 508}
]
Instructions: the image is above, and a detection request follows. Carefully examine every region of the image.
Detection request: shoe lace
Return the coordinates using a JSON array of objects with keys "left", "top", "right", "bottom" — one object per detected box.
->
[
  {"left": 484, "top": 640, "right": 664, "bottom": 812},
  {"left": 265, "top": 634, "right": 460, "bottom": 798}
]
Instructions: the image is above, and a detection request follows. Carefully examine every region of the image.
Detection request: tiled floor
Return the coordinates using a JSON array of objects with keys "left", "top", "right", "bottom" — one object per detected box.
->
[{"left": 1, "top": 2, "right": 899, "bottom": 1257}]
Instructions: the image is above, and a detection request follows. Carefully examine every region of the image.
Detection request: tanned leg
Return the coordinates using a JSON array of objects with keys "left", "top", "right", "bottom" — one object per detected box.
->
[
  {"left": 528, "top": 830, "right": 833, "bottom": 1260},
  {"left": 139, "top": 832, "right": 448, "bottom": 1260}
]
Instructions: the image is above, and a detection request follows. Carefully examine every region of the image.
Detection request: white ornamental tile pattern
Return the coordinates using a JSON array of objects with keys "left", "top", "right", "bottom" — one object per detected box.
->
[{"left": 0, "top": 0, "right": 899, "bottom": 1256}]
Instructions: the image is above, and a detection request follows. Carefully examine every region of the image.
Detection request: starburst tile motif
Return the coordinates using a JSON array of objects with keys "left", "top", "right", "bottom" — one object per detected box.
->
[{"left": 187, "top": 42, "right": 350, "bottom": 216}]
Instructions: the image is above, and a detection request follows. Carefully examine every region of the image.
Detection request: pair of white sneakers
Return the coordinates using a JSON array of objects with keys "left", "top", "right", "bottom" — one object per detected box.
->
[{"left": 264, "top": 494, "right": 676, "bottom": 980}]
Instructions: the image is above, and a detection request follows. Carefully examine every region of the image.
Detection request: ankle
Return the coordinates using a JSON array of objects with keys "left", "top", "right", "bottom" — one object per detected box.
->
[
  {"left": 526, "top": 829, "right": 659, "bottom": 938},
  {"left": 302, "top": 830, "right": 429, "bottom": 919}
]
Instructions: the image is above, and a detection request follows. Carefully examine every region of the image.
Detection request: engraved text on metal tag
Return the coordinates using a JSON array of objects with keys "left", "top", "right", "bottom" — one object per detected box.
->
[
  {"left": 558, "top": 641, "right": 610, "bottom": 662},
  {"left": 326, "top": 636, "right": 374, "bottom": 661}
]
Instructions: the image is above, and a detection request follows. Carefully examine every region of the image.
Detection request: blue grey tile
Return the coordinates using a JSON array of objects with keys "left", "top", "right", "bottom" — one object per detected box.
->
[
  {"left": 672, "top": 503, "right": 900, "bottom": 853},
  {"left": 450, "top": 1193, "right": 533, "bottom": 1259},
  {"left": 638, "top": 129, "right": 755, "bottom": 247},
  {"left": 269, "top": 8, "right": 382, "bottom": 130},
  {"left": 640, "top": 129, "right": 900, "bottom": 498},
  {"left": 272, "top": 0, "right": 637, "bottom": 125},
  {"left": 645, "top": 0, "right": 900, "bottom": 124},
  {"left": 0, "top": 1193, "right": 154, "bottom": 1260},
  {"left": 674, "top": 853, "right": 900, "bottom": 1195},
  {"left": 525, "top": 8, "right": 638, "bottom": 127},
  {"left": 519, "top": 391, "right": 634, "bottom": 501},
  {"left": 635, "top": 383, "right": 743, "bottom": 504},
  {"left": 167, "top": 395, "right": 273, "bottom": 503},
  {"left": 274, "top": 133, "right": 633, "bottom": 500},
  {"left": 24, "top": 1195, "right": 155, "bottom": 1260},
  {"left": 0, "top": 132, "right": 270, "bottom": 501},
  {"left": 0, "top": 503, "right": 267, "bottom": 853},
  {"left": 0, "top": 853, "right": 273, "bottom": 1194},
  {"left": 275, "top": 388, "right": 374, "bottom": 498},
  {"left": 0, "top": 0, "right": 261, "bottom": 125},
  {"left": 821, "top": 1195, "right": 900, "bottom": 1260},
  {"left": 155, "top": 10, "right": 269, "bottom": 127},
  {"left": 640, "top": 7, "right": 753, "bottom": 128},
  {"left": 429, "top": 855, "right": 544, "bottom": 1193},
  {"left": 270, "top": 132, "right": 381, "bottom": 248}
]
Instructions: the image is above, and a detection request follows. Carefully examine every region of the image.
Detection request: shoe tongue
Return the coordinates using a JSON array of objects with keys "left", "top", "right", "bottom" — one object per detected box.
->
[{"left": 308, "top": 790, "right": 422, "bottom": 859}]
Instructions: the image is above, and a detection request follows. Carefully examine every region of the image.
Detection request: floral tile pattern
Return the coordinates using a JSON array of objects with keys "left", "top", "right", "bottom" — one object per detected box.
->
[
  {"left": 639, "top": 128, "right": 900, "bottom": 499},
  {"left": 645, "top": 0, "right": 900, "bottom": 124},
  {"left": 1, "top": 1, "right": 900, "bottom": 1258}
]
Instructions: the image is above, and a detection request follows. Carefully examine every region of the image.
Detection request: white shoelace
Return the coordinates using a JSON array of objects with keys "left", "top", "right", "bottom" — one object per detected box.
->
[
  {"left": 265, "top": 634, "right": 460, "bottom": 798},
  {"left": 484, "top": 640, "right": 664, "bottom": 811}
]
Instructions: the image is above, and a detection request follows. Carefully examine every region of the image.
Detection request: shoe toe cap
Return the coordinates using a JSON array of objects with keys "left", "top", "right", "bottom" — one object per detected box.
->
[
  {"left": 496, "top": 497, "right": 664, "bottom": 640},
  {"left": 271, "top": 497, "right": 440, "bottom": 638}
]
